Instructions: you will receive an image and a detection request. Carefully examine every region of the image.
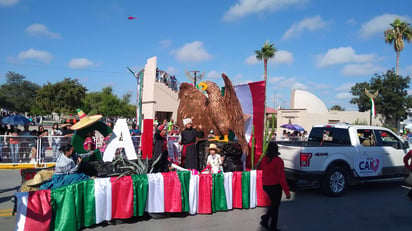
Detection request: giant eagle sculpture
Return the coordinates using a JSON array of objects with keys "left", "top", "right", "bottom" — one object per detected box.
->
[{"left": 177, "top": 73, "right": 248, "bottom": 154}]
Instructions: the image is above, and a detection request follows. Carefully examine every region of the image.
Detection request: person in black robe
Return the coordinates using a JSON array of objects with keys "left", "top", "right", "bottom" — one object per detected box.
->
[
  {"left": 180, "top": 118, "right": 204, "bottom": 170},
  {"left": 153, "top": 125, "right": 169, "bottom": 172}
]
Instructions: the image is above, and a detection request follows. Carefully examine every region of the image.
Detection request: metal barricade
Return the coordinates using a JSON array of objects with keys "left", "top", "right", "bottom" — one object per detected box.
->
[
  {"left": 0, "top": 135, "right": 39, "bottom": 164},
  {"left": 0, "top": 133, "right": 144, "bottom": 164},
  {"left": 167, "top": 135, "right": 181, "bottom": 164},
  {"left": 94, "top": 135, "right": 142, "bottom": 159},
  {"left": 130, "top": 135, "right": 142, "bottom": 158}
]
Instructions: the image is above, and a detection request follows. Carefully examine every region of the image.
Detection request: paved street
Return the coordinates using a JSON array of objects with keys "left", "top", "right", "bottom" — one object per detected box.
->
[{"left": 1, "top": 169, "right": 412, "bottom": 231}]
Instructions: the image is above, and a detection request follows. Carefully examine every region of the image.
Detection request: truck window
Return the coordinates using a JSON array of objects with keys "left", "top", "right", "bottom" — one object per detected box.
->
[
  {"left": 376, "top": 130, "right": 401, "bottom": 149},
  {"left": 357, "top": 129, "right": 376, "bottom": 146},
  {"left": 309, "top": 127, "right": 350, "bottom": 146}
]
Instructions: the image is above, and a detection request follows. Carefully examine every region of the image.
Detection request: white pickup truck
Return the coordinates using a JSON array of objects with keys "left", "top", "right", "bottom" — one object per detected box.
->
[{"left": 278, "top": 124, "right": 410, "bottom": 196}]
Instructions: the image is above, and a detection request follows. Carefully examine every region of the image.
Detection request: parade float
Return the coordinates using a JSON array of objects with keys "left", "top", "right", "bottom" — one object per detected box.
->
[{"left": 14, "top": 73, "right": 270, "bottom": 231}]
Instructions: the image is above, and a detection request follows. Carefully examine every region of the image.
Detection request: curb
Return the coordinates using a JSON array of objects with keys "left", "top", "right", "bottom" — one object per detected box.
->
[{"left": 0, "top": 163, "right": 56, "bottom": 169}]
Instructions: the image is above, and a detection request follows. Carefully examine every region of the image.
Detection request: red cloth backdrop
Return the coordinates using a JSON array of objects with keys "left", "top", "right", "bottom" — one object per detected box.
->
[
  {"left": 141, "top": 119, "right": 153, "bottom": 159},
  {"left": 247, "top": 81, "right": 265, "bottom": 169}
]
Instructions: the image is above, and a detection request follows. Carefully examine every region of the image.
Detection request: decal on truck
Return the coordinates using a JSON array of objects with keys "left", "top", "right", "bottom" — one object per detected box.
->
[{"left": 354, "top": 155, "right": 383, "bottom": 177}]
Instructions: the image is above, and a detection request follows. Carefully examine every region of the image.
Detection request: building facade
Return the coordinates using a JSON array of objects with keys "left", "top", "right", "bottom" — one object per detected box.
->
[{"left": 276, "top": 89, "right": 383, "bottom": 133}]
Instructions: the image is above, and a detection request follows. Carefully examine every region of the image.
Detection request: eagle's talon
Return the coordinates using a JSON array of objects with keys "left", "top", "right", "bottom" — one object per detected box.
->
[
  {"left": 220, "top": 135, "right": 229, "bottom": 143},
  {"left": 208, "top": 136, "right": 220, "bottom": 141}
]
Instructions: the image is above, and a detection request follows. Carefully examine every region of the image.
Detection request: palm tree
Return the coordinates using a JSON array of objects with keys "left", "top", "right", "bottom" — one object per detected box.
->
[
  {"left": 255, "top": 40, "right": 276, "bottom": 123},
  {"left": 384, "top": 18, "right": 412, "bottom": 75}
]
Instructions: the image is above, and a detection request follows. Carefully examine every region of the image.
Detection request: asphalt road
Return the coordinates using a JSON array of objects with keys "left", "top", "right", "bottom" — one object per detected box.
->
[{"left": 1, "top": 169, "right": 412, "bottom": 231}]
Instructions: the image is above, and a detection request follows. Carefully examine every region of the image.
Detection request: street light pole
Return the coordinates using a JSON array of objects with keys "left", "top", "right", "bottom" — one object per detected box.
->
[{"left": 127, "top": 67, "right": 144, "bottom": 130}]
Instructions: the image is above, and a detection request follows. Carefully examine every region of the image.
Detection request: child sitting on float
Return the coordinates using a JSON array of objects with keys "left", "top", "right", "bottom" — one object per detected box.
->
[{"left": 205, "top": 143, "right": 223, "bottom": 174}]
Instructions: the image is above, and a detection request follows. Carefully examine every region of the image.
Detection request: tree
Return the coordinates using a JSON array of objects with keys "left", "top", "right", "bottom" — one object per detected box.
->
[
  {"left": 255, "top": 40, "right": 277, "bottom": 121},
  {"left": 384, "top": 18, "right": 412, "bottom": 74},
  {"left": 330, "top": 105, "right": 345, "bottom": 111},
  {"left": 83, "top": 86, "right": 135, "bottom": 118},
  {"left": 0, "top": 72, "right": 40, "bottom": 113},
  {"left": 350, "top": 69, "right": 412, "bottom": 128},
  {"left": 36, "top": 78, "right": 87, "bottom": 114}
]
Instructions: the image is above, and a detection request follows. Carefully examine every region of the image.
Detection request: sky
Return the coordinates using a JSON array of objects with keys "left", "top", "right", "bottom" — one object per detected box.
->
[{"left": 1, "top": 0, "right": 412, "bottom": 111}]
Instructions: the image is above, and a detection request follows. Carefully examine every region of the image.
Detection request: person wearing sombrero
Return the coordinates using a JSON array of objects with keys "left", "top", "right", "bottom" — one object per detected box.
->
[
  {"left": 71, "top": 109, "right": 103, "bottom": 162},
  {"left": 71, "top": 109, "right": 102, "bottom": 131},
  {"left": 206, "top": 143, "right": 222, "bottom": 174}
]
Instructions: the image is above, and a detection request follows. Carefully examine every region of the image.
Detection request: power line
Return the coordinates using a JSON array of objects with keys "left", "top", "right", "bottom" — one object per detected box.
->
[{"left": 0, "top": 62, "right": 126, "bottom": 74}]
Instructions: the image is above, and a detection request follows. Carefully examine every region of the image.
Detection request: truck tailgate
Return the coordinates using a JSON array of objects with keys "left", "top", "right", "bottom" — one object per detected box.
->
[{"left": 278, "top": 144, "right": 302, "bottom": 170}]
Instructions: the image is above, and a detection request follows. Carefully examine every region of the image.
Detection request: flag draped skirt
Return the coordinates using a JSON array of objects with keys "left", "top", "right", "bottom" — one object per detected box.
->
[{"left": 15, "top": 170, "right": 271, "bottom": 231}]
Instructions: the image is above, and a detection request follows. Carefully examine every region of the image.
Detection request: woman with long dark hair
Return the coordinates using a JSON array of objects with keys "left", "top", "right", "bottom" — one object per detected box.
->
[{"left": 260, "top": 141, "right": 291, "bottom": 231}]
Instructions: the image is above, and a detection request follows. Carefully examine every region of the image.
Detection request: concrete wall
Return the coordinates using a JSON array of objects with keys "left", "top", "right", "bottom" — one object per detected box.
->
[
  {"left": 141, "top": 56, "right": 179, "bottom": 121},
  {"left": 141, "top": 57, "right": 157, "bottom": 120},
  {"left": 153, "top": 82, "right": 179, "bottom": 120}
]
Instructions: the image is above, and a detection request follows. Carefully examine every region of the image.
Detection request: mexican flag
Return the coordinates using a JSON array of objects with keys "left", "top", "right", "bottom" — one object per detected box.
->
[
  {"left": 235, "top": 81, "right": 266, "bottom": 168},
  {"left": 15, "top": 190, "right": 52, "bottom": 231},
  {"left": 15, "top": 171, "right": 270, "bottom": 231},
  {"left": 370, "top": 98, "right": 376, "bottom": 117}
]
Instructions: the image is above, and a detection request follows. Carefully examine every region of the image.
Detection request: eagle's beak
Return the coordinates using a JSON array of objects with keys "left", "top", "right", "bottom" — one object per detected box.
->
[{"left": 198, "top": 82, "right": 208, "bottom": 91}]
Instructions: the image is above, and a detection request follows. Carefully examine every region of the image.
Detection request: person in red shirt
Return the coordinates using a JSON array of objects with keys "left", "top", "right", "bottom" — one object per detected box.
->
[
  {"left": 403, "top": 150, "right": 412, "bottom": 200},
  {"left": 260, "top": 141, "right": 291, "bottom": 231},
  {"left": 83, "top": 130, "right": 96, "bottom": 151}
]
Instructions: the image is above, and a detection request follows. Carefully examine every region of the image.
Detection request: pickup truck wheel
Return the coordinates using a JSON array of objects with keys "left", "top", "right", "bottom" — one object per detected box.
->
[{"left": 320, "top": 166, "right": 347, "bottom": 197}]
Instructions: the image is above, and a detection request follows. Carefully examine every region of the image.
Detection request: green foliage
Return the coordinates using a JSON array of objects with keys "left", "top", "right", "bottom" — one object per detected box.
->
[
  {"left": 0, "top": 72, "right": 40, "bottom": 113},
  {"left": 330, "top": 105, "right": 345, "bottom": 111},
  {"left": 35, "top": 78, "right": 87, "bottom": 114},
  {"left": 353, "top": 118, "right": 368, "bottom": 125},
  {"left": 350, "top": 69, "right": 412, "bottom": 128},
  {"left": 384, "top": 18, "right": 412, "bottom": 74},
  {"left": 84, "top": 86, "right": 135, "bottom": 118},
  {"left": 255, "top": 40, "right": 277, "bottom": 61},
  {"left": 384, "top": 18, "right": 412, "bottom": 53},
  {"left": 253, "top": 115, "right": 275, "bottom": 170},
  {"left": 113, "top": 154, "right": 161, "bottom": 181}
]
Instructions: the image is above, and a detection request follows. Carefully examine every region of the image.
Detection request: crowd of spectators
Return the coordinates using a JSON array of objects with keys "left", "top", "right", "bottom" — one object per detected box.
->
[
  {"left": 275, "top": 129, "right": 308, "bottom": 141},
  {"left": 0, "top": 115, "right": 183, "bottom": 164},
  {"left": 0, "top": 120, "right": 75, "bottom": 163},
  {"left": 156, "top": 68, "right": 179, "bottom": 92}
]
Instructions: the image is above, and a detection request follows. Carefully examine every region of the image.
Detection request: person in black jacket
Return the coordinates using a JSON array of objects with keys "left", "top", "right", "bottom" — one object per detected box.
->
[
  {"left": 153, "top": 124, "right": 169, "bottom": 172},
  {"left": 180, "top": 118, "right": 204, "bottom": 170}
]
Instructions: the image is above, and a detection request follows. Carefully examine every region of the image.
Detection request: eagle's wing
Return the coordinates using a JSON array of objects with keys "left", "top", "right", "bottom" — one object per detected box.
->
[
  {"left": 177, "top": 83, "right": 212, "bottom": 135},
  {"left": 222, "top": 73, "right": 248, "bottom": 154}
]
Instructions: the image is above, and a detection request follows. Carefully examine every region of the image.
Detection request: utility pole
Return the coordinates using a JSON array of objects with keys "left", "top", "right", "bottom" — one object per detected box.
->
[{"left": 185, "top": 69, "right": 205, "bottom": 86}]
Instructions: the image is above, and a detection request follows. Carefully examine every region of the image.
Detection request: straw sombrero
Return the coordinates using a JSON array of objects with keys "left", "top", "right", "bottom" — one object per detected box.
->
[
  {"left": 207, "top": 143, "right": 220, "bottom": 153},
  {"left": 71, "top": 109, "right": 103, "bottom": 130},
  {"left": 25, "top": 170, "right": 54, "bottom": 187}
]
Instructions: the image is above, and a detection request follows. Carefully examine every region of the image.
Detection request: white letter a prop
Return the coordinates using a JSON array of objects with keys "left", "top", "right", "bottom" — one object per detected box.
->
[{"left": 103, "top": 118, "right": 137, "bottom": 161}]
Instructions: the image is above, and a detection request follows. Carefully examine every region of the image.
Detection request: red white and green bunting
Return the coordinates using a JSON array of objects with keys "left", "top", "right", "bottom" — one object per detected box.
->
[{"left": 15, "top": 171, "right": 271, "bottom": 231}]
